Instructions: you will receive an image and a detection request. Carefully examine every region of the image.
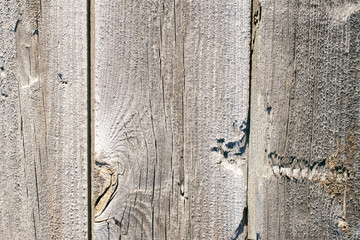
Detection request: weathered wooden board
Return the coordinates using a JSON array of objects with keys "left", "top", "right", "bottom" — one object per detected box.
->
[
  {"left": 0, "top": 1, "right": 88, "bottom": 239},
  {"left": 93, "top": 0, "right": 250, "bottom": 239},
  {"left": 248, "top": 0, "right": 360, "bottom": 239}
]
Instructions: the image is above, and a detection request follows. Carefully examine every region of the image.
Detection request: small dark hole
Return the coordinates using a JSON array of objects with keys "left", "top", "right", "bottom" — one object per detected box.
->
[
  {"left": 267, "top": 107, "right": 272, "bottom": 115},
  {"left": 225, "top": 141, "right": 237, "bottom": 149},
  {"left": 211, "top": 147, "right": 219, "bottom": 152}
]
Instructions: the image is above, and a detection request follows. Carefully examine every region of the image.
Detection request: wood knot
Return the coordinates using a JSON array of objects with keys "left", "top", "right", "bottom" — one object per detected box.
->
[{"left": 94, "top": 161, "right": 117, "bottom": 218}]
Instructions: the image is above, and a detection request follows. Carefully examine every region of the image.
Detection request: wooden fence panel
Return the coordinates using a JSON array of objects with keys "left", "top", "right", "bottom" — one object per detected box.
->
[
  {"left": 2, "top": 0, "right": 358, "bottom": 239},
  {"left": 248, "top": 0, "right": 360, "bottom": 239},
  {"left": 93, "top": 1, "right": 250, "bottom": 239},
  {"left": 0, "top": 1, "right": 88, "bottom": 239}
]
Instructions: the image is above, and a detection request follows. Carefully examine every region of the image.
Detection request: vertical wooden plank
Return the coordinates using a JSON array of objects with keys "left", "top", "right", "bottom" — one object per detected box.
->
[
  {"left": 0, "top": 0, "right": 88, "bottom": 239},
  {"left": 248, "top": 0, "right": 360, "bottom": 239},
  {"left": 93, "top": 0, "right": 251, "bottom": 239}
]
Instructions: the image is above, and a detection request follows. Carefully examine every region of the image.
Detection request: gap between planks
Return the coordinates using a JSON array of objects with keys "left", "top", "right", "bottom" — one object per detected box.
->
[{"left": 88, "top": 0, "right": 95, "bottom": 238}]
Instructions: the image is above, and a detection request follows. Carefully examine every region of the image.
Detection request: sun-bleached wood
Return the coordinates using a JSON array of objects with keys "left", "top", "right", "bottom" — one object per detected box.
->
[
  {"left": 0, "top": 1, "right": 88, "bottom": 239},
  {"left": 93, "top": 1, "right": 250, "bottom": 239},
  {"left": 248, "top": 0, "right": 360, "bottom": 239}
]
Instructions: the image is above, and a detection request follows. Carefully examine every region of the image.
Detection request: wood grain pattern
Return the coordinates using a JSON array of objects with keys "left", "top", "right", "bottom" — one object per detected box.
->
[
  {"left": 3, "top": 0, "right": 358, "bottom": 239},
  {"left": 93, "top": 0, "right": 250, "bottom": 239},
  {"left": 0, "top": 0, "right": 88, "bottom": 239},
  {"left": 248, "top": 0, "right": 360, "bottom": 239}
]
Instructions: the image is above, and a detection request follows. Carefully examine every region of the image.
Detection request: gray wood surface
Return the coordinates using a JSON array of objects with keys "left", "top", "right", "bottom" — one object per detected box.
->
[
  {"left": 2, "top": 1, "right": 359, "bottom": 239},
  {"left": 93, "top": 1, "right": 250, "bottom": 239},
  {"left": 0, "top": 1, "right": 88, "bottom": 239},
  {"left": 248, "top": 0, "right": 360, "bottom": 239}
]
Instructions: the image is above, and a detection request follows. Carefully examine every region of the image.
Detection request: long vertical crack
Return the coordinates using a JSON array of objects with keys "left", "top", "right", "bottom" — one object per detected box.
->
[
  {"left": 247, "top": 0, "right": 261, "bottom": 239},
  {"left": 246, "top": 1, "right": 254, "bottom": 239}
]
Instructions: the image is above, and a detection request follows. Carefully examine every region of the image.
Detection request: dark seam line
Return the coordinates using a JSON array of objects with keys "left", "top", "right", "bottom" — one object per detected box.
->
[
  {"left": 87, "top": 0, "right": 93, "bottom": 238},
  {"left": 247, "top": 0, "right": 255, "bottom": 238}
]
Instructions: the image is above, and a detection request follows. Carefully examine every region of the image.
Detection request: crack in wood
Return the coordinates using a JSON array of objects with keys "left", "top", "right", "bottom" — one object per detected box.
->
[{"left": 94, "top": 161, "right": 118, "bottom": 219}]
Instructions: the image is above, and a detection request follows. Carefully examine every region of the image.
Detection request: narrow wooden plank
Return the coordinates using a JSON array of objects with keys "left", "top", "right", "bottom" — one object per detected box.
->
[
  {"left": 248, "top": 0, "right": 360, "bottom": 239},
  {"left": 93, "top": 1, "right": 250, "bottom": 239},
  {"left": 0, "top": 1, "right": 88, "bottom": 239}
]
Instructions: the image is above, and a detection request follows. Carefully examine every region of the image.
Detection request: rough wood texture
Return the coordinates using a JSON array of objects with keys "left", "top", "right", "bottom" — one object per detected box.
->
[
  {"left": 248, "top": 0, "right": 360, "bottom": 239},
  {"left": 93, "top": 1, "right": 250, "bottom": 239},
  {"left": 0, "top": 1, "right": 88, "bottom": 239}
]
